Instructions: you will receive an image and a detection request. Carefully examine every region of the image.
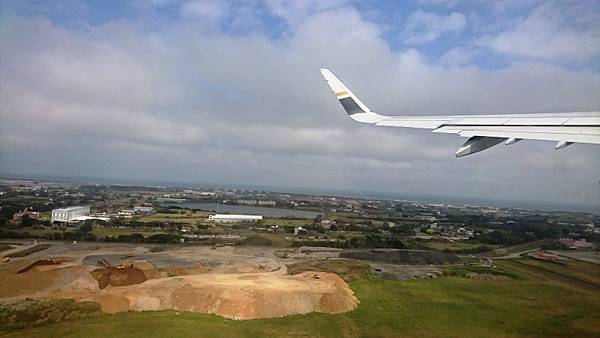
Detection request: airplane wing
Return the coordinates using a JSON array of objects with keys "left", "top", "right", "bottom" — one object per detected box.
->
[{"left": 320, "top": 68, "right": 600, "bottom": 157}]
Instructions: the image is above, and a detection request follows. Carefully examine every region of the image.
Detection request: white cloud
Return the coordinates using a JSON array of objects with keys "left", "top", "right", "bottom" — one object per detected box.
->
[
  {"left": 263, "top": 0, "right": 348, "bottom": 27},
  {"left": 403, "top": 10, "right": 467, "bottom": 44},
  {"left": 439, "top": 47, "right": 476, "bottom": 67},
  {"left": 0, "top": 7, "right": 599, "bottom": 209},
  {"left": 478, "top": 3, "right": 600, "bottom": 61},
  {"left": 416, "top": 0, "right": 461, "bottom": 8},
  {"left": 180, "top": 0, "right": 228, "bottom": 21}
]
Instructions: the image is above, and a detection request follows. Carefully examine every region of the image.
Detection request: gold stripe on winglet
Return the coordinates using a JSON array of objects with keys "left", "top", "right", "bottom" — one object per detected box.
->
[{"left": 335, "top": 91, "right": 348, "bottom": 97}]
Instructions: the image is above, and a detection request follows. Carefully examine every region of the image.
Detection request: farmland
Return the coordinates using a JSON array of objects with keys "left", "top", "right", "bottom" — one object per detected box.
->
[{"left": 3, "top": 256, "right": 599, "bottom": 337}]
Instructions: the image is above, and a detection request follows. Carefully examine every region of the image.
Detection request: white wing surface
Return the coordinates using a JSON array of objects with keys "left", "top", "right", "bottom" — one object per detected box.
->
[{"left": 320, "top": 68, "right": 600, "bottom": 157}]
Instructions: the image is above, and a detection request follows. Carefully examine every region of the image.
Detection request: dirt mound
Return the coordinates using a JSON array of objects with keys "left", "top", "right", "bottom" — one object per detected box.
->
[
  {"left": 90, "top": 267, "right": 147, "bottom": 289},
  {"left": 128, "top": 259, "right": 211, "bottom": 280},
  {"left": 67, "top": 271, "right": 358, "bottom": 319},
  {"left": 340, "top": 249, "right": 459, "bottom": 265},
  {"left": 17, "top": 258, "right": 67, "bottom": 273},
  {"left": 0, "top": 261, "right": 58, "bottom": 298},
  {"left": 211, "top": 261, "right": 280, "bottom": 274}
]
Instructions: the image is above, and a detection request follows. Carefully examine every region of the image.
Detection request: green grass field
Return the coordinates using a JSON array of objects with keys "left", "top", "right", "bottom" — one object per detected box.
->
[
  {"left": 90, "top": 228, "right": 168, "bottom": 238},
  {"left": 486, "top": 239, "right": 554, "bottom": 257},
  {"left": 3, "top": 257, "right": 599, "bottom": 337},
  {"left": 14, "top": 227, "right": 167, "bottom": 240},
  {"left": 513, "top": 258, "right": 600, "bottom": 286},
  {"left": 136, "top": 211, "right": 210, "bottom": 224},
  {"left": 261, "top": 219, "right": 312, "bottom": 227},
  {"left": 422, "top": 241, "right": 499, "bottom": 252},
  {"left": 238, "top": 231, "right": 292, "bottom": 247}
]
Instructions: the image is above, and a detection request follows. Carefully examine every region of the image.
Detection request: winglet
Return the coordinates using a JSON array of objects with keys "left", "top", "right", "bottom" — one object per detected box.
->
[{"left": 320, "top": 69, "right": 383, "bottom": 124}]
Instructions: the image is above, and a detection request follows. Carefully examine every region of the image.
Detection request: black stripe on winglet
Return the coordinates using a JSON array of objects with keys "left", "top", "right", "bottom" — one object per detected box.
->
[{"left": 339, "top": 97, "right": 364, "bottom": 115}]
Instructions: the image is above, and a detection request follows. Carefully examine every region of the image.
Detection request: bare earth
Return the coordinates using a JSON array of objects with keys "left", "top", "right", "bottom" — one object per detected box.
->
[{"left": 0, "top": 242, "right": 358, "bottom": 320}]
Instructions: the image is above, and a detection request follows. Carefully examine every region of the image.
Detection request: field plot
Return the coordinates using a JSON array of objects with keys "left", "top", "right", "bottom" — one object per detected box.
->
[
  {"left": 498, "top": 259, "right": 600, "bottom": 293},
  {"left": 1, "top": 245, "right": 599, "bottom": 337},
  {"left": 12, "top": 226, "right": 168, "bottom": 240},
  {"left": 549, "top": 250, "right": 600, "bottom": 264},
  {"left": 486, "top": 239, "right": 554, "bottom": 257},
  {"left": 422, "top": 241, "right": 498, "bottom": 253},
  {"left": 513, "top": 258, "right": 600, "bottom": 287},
  {"left": 137, "top": 210, "right": 210, "bottom": 224},
  {"left": 90, "top": 228, "right": 168, "bottom": 239}
]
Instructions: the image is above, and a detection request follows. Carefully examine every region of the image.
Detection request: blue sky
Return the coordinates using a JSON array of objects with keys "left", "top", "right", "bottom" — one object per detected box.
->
[
  {"left": 1, "top": 0, "right": 599, "bottom": 210},
  {"left": 5, "top": 0, "right": 599, "bottom": 69}
]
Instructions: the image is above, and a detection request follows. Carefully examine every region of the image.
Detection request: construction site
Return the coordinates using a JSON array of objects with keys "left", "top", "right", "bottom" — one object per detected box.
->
[{"left": 0, "top": 242, "right": 365, "bottom": 320}]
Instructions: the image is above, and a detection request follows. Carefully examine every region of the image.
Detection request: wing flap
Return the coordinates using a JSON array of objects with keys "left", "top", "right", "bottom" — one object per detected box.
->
[
  {"left": 434, "top": 126, "right": 600, "bottom": 144},
  {"left": 320, "top": 68, "right": 600, "bottom": 155},
  {"left": 376, "top": 118, "right": 449, "bottom": 128}
]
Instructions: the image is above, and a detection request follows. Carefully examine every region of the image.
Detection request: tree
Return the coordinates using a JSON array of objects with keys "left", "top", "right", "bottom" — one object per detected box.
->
[
  {"left": 20, "top": 215, "right": 34, "bottom": 227},
  {"left": 130, "top": 233, "right": 145, "bottom": 243},
  {"left": 80, "top": 223, "right": 93, "bottom": 233}
]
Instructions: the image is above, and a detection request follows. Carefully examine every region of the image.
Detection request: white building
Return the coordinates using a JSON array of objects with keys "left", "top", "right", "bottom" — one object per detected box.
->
[
  {"left": 236, "top": 199, "right": 276, "bottom": 206},
  {"left": 294, "top": 227, "right": 307, "bottom": 235},
  {"left": 51, "top": 206, "right": 90, "bottom": 223},
  {"left": 133, "top": 206, "right": 156, "bottom": 216},
  {"left": 208, "top": 214, "right": 263, "bottom": 223},
  {"left": 69, "top": 216, "right": 110, "bottom": 222}
]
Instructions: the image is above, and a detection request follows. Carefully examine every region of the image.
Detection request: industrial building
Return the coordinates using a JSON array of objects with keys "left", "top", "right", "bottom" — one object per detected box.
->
[
  {"left": 51, "top": 206, "right": 90, "bottom": 223},
  {"left": 12, "top": 210, "right": 40, "bottom": 221},
  {"left": 208, "top": 214, "right": 263, "bottom": 223},
  {"left": 69, "top": 215, "right": 110, "bottom": 222},
  {"left": 133, "top": 206, "right": 156, "bottom": 216},
  {"left": 236, "top": 199, "right": 276, "bottom": 206}
]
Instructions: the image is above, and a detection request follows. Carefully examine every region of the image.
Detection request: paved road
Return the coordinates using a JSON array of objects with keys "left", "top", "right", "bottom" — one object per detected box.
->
[{"left": 485, "top": 248, "right": 541, "bottom": 260}]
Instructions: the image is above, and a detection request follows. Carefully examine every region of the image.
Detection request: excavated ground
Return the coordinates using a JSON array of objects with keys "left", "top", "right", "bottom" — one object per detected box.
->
[
  {"left": 0, "top": 245, "right": 358, "bottom": 320},
  {"left": 56, "top": 271, "right": 357, "bottom": 319}
]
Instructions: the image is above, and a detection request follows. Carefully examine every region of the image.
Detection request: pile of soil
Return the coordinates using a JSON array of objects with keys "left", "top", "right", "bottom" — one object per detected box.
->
[
  {"left": 340, "top": 249, "right": 460, "bottom": 265},
  {"left": 127, "top": 259, "right": 211, "bottom": 280},
  {"left": 68, "top": 271, "right": 358, "bottom": 319},
  {"left": 0, "top": 261, "right": 58, "bottom": 298},
  {"left": 90, "top": 267, "right": 147, "bottom": 289},
  {"left": 17, "top": 259, "right": 61, "bottom": 273}
]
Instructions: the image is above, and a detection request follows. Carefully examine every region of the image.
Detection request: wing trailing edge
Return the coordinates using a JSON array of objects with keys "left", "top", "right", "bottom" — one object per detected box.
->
[{"left": 320, "top": 68, "right": 600, "bottom": 157}]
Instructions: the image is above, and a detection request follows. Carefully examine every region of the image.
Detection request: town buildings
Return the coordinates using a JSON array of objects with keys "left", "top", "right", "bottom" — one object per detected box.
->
[
  {"left": 51, "top": 206, "right": 90, "bottom": 222},
  {"left": 208, "top": 214, "right": 263, "bottom": 223}
]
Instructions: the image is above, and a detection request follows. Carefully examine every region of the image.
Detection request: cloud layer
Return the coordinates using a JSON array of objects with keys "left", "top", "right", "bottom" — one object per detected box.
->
[{"left": 1, "top": 0, "right": 599, "bottom": 210}]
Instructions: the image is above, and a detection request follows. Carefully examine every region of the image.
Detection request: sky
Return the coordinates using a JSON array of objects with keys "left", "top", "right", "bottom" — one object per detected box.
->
[{"left": 0, "top": 0, "right": 599, "bottom": 211}]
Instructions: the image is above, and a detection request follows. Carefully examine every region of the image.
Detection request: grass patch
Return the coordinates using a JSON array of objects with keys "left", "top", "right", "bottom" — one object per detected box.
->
[
  {"left": 0, "top": 299, "right": 102, "bottom": 332},
  {"left": 91, "top": 227, "right": 167, "bottom": 239},
  {"left": 423, "top": 241, "right": 498, "bottom": 253},
  {"left": 241, "top": 235, "right": 273, "bottom": 246},
  {"left": 238, "top": 231, "right": 292, "bottom": 248},
  {"left": 4, "top": 258, "right": 600, "bottom": 337},
  {"left": 137, "top": 211, "right": 210, "bottom": 224},
  {"left": 261, "top": 219, "right": 312, "bottom": 227},
  {"left": 516, "top": 258, "right": 600, "bottom": 286},
  {"left": 6, "top": 227, "right": 168, "bottom": 240},
  {"left": 443, "top": 265, "right": 518, "bottom": 279},
  {"left": 286, "top": 260, "right": 372, "bottom": 282},
  {"left": 486, "top": 239, "right": 554, "bottom": 257}
]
